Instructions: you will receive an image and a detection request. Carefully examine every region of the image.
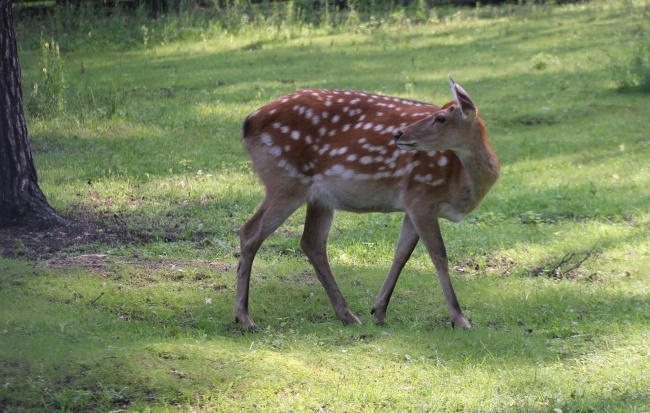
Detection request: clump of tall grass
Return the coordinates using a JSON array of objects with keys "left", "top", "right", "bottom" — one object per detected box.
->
[
  {"left": 25, "top": 36, "right": 123, "bottom": 123},
  {"left": 26, "top": 39, "right": 66, "bottom": 118},
  {"left": 610, "top": 30, "right": 650, "bottom": 92}
]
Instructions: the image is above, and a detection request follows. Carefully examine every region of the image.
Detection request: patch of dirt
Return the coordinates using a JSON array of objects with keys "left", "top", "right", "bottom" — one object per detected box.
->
[
  {"left": 0, "top": 224, "right": 112, "bottom": 260},
  {"left": 0, "top": 207, "right": 149, "bottom": 261},
  {"left": 38, "top": 254, "right": 110, "bottom": 269},
  {"left": 452, "top": 254, "right": 517, "bottom": 276},
  {"left": 278, "top": 271, "right": 317, "bottom": 287},
  {"left": 34, "top": 253, "right": 235, "bottom": 274}
]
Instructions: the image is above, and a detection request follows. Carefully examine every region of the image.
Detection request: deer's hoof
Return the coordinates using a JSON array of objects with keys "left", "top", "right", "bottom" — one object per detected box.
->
[
  {"left": 341, "top": 313, "right": 363, "bottom": 326},
  {"left": 235, "top": 314, "right": 258, "bottom": 331},
  {"left": 450, "top": 314, "right": 472, "bottom": 330},
  {"left": 371, "top": 307, "right": 388, "bottom": 325}
]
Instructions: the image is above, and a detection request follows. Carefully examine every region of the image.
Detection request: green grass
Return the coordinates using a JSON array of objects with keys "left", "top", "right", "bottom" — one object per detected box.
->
[{"left": 2, "top": 1, "right": 650, "bottom": 411}]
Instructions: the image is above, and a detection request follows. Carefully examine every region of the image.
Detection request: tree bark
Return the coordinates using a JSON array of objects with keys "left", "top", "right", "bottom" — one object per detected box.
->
[{"left": 0, "top": 0, "right": 70, "bottom": 228}]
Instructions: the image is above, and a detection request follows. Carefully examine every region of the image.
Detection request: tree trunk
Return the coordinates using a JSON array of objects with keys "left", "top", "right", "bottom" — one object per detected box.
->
[{"left": 0, "top": 0, "right": 70, "bottom": 228}]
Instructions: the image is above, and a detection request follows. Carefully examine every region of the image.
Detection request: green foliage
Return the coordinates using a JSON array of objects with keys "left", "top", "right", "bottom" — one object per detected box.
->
[{"left": 14, "top": 0, "right": 487, "bottom": 51}]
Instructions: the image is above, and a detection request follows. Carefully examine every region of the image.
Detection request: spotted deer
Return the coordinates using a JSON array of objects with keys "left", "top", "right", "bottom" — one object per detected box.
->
[{"left": 236, "top": 76, "right": 500, "bottom": 329}]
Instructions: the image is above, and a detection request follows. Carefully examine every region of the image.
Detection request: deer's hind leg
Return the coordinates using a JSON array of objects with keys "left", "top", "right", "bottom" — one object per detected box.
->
[
  {"left": 235, "top": 195, "right": 303, "bottom": 329},
  {"left": 300, "top": 204, "right": 361, "bottom": 325}
]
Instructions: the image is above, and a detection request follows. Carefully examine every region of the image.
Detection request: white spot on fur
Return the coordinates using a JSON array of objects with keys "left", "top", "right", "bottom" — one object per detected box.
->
[
  {"left": 325, "top": 164, "right": 346, "bottom": 176},
  {"left": 318, "top": 144, "right": 331, "bottom": 155},
  {"left": 332, "top": 115, "right": 341, "bottom": 123},
  {"left": 291, "top": 130, "right": 300, "bottom": 140},
  {"left": 261, "top": 133, "right": 274, "bottom": 146},
  {"left": 342, "top": 124, "right": 351, "bottom": 132},
  {"left": 438, "top": 156, "right": 448, "bottom": 166}
]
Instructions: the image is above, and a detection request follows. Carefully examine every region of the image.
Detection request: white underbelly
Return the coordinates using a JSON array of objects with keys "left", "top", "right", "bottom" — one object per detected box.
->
[{"left": 306, "top": 181, "right": 404, "bottom": 213}]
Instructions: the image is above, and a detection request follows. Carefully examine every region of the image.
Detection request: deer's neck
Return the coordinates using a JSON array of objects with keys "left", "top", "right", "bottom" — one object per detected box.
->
[{"left": 452, "top": 131, "right": 500, "bottom": 213}]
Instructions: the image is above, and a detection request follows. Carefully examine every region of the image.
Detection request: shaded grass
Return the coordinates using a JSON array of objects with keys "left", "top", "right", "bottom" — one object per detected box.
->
[
  {"left": 2, "top": 0, "right": 650, "bottom": 411},
  {"left": 1, "top": 256, "right": 648, "bottom": 411}
]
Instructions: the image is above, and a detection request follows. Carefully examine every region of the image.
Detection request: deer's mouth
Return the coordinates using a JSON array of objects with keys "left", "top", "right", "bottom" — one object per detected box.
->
[{"left": 397, "top": 142, "right": 416, "bottom": 151}]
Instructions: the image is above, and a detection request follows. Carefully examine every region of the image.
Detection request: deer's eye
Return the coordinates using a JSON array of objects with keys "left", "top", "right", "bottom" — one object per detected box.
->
[{"left": 435, "top": 116, "right": 446, "bottom": 124}]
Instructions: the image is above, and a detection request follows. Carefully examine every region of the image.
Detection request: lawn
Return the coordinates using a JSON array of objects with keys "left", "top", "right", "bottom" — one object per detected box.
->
[{"left": 1, "top": 1, "right": 649, "bottom": 411}]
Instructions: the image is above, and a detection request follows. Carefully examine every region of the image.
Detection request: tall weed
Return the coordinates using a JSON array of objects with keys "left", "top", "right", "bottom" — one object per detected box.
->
[
  {"left": 610, "top": 28, "right": 650, "bottom": 92},
  {"left": 26, "top": 39, "right": 66, "bottom": 118}
]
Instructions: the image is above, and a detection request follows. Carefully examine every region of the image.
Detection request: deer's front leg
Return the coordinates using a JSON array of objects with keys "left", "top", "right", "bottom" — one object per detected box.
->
[
  {"left": 406, "top": 205, "right": 471, "bottom": 329},
  {"left": 371, "top": 214, "right": 419, "bottom": 324},
  {"left": 301, "top": 204, "right": 361, "bottom": 325}
]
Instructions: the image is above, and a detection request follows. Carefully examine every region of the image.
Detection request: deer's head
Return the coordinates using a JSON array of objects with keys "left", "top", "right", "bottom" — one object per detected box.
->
[{"left": 394, "top": 76, "right": 484, "bottom": 154}]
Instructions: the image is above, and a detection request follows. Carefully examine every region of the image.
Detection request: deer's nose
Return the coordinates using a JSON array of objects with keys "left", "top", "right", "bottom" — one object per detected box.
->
[{"left": 394, "top": 131, "right": 403, "bottom": 142}]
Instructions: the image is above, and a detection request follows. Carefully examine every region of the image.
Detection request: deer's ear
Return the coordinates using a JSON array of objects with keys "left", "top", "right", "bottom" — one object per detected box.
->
[{"left": 448, "top": 75, "right": 477, "bottom": 122}]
